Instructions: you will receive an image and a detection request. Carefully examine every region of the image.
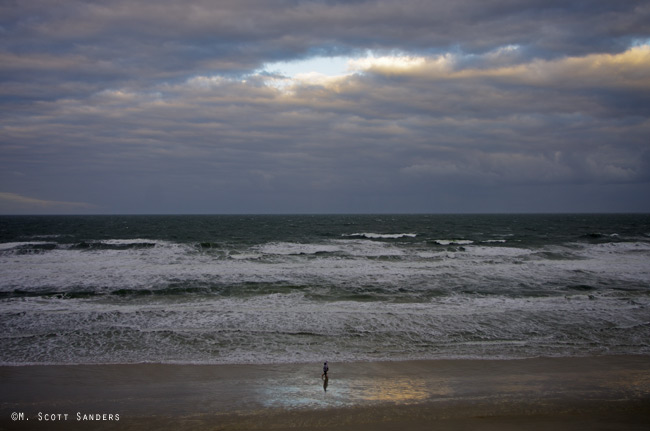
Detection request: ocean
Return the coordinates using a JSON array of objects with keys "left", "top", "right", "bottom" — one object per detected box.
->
[{"left": 1, "top": 214, "right": 649, "bottom": 365}]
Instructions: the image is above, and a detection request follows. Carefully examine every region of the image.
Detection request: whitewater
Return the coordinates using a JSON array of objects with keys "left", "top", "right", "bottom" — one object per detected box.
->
[{"left": 1, "top": 214, "right": 649, "bottom": 365}]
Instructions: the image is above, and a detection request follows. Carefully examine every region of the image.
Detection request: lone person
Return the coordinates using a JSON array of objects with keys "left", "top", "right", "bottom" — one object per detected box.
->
[{"left": 322, "top": 361, "right": 329, "bottom": 391}]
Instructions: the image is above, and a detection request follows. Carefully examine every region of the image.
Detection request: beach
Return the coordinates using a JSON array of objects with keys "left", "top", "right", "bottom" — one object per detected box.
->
[
  {"left": 2, "top": 215, "right": 650, "bottom": 429},
  {"left": 2, "top": 355, "right": 649, "bottom": 430}
]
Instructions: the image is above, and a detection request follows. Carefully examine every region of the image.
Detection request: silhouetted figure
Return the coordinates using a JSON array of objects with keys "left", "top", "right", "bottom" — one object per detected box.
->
[{"left": 321, "top": 361, "right": 329, "bottom": 391}]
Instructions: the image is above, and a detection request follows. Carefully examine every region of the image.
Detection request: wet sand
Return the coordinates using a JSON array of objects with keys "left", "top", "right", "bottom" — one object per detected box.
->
[{"left": 1, "top": 355, "right": 649, "bottom": 430}]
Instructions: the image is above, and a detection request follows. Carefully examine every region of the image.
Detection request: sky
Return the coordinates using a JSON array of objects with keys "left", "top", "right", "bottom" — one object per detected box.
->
[{"left": 1, "top": 0, "right": 649, "bottom": 214}]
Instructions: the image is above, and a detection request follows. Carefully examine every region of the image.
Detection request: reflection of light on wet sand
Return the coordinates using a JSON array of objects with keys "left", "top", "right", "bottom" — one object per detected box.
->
[
  {"left": 256, "top": 364, "right": 456, "bottom": 410},
  {"left": 259, "top": 374, "right": 356, "bottom": 409},
  {"left": 359, "top": 378, "right": 429, "bottom": 403},
  {"left": 357, "top": 377, "right": 451, "bottom": 404},
  {"left": 259, "top": 375, "right": 451, "bottom": 409}
]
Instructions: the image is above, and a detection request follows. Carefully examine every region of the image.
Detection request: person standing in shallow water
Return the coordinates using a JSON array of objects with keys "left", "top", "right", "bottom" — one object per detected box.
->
[{"left": 322, "top": 361, "right": 329, "bottom": 391}]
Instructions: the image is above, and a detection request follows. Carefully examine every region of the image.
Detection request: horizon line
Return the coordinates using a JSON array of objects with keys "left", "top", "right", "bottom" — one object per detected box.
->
[{"left": 1, "top": 211, "right": 649, "bottom": 217}]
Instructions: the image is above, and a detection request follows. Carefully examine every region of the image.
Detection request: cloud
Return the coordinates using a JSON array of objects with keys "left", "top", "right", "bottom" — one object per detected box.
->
[
  {"left": 3, "top": 1, "right": 648, "bottom": 80},
  {"left": 8, "top": 49, "right": 647, "bottom": 188},
  {"left": 3, "top": 47, "right": 649, "bottom": 189},
  {"left": 0, "top": 193, "right": 97, "bottom": 214},
  {"left": 348, "top": 54, "right": 429, "bottom": 73},
  {"left": 350, "top": 45, "right": 650, "bottom": 90},
  {"left": 1, "top": 1, "right": 649, "bottom": 213}
]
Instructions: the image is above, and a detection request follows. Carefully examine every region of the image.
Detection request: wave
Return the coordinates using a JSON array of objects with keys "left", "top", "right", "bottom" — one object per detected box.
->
[
  {"left": 0, "top": 242, "right": 58, "bottom": 254},
  {"left": 253, "top": 242, "right": 346, "bottom": 256},
  {"left": 0, "top": 239, "right": 160, "bottom": 254},
  {"left": 2, "top": 292, "right": 649, "bottom": 365},
  {"left": 2, "top": 237, "right": 649, "bottom": 302},
  {"left": 71, "top": 240, "right": 158, "bottom": 251},
  {"left": 434, "top": 239, "right": 474, "bottom": 246},
  {"left": 251, "top": 240, "right": 406, "bottom": 258},
  {"left": 343, "top": 233, "right": 417, "bottom": 239},
  {"left": 3, "top": 214, "right": 650, "bottom": 365}
]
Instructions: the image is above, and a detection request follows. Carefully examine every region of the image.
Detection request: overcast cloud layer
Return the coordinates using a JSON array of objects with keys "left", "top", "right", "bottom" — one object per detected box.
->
[{"left": 1, "top": 0, "right": 650, "bottom": 214}]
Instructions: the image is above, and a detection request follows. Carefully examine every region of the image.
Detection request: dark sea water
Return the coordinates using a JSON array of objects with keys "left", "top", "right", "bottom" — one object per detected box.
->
[{"left": 1, "top": 214, "right": 649, "bottom": 365}]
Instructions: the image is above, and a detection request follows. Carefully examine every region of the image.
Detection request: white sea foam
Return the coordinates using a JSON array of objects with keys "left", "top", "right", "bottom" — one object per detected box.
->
[
  {"left": 3, "top": 288, "right": 649, "bottom": 365},
  {"left": 228, "top": 252, "right": 263, "bottom": 260},
  {"left": 461, "top": 245, "right": 534, "bottom": 257},
  {"left": 434, "top": 239, "right": 474, "bottom": 245},
  {"left": 100, "top": 239, "right": 161, "bottom": 245},
  {"left": 0, "top": 241, "right": 55, "bottom": 250},
  {"left": 344, "top": 233, "right": 417, "bottom": 239},
  {"left": 252, "top": 240, "right": 407, "bottom": 258},
  {"left": 2, "top": 239, "right": 649, "bottom": 295},
  {"left": 2, "top": 235, "right": 650, "bottom": 365},
  {"left": 253, "top": 242, "right": 345, "bottom": 256}
]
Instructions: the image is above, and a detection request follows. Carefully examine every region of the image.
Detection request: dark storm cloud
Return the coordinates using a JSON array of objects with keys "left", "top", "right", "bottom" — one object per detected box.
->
[{"left": 1, "top": 0, "right": 649, "bottom": 213}]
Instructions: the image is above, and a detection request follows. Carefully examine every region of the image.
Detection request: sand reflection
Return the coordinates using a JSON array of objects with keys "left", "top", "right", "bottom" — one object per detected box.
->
[
  {"left": 356, "top": 377, "right": 450, "bottom": 404},
  {"left": 258, "top": 365, "right": 453, "bottom": 410}
]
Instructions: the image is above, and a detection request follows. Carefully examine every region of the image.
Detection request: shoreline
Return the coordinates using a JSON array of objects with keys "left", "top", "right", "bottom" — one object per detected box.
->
[{"left": 2, "top": 355, "right": 649, "bottom": 430}]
